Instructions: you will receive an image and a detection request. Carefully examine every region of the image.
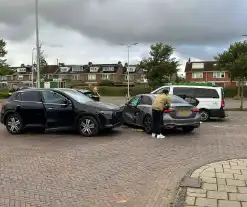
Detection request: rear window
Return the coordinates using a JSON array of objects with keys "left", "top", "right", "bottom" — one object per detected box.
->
[
  {"left": 9, "top": 92, "right": 22, "bottom": 101},
  {"left": 193, "top": 88, "right": 219, "bottom": 98},
  {"left": 169, "top": 95, "right": 188, "bottom": 104}
]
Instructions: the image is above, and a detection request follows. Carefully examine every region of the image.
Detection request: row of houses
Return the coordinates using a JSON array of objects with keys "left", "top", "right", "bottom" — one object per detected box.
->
[
  {"left": 0, "top": 59, "right": 237, "bottom": 88},
  {"left": 1, "top": 62, "right": 147, "bottom": 87}
]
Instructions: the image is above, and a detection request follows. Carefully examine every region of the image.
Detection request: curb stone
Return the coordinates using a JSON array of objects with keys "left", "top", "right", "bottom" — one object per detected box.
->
[{"left": 172, "top": 157, "right": 247, "bottom": 207}]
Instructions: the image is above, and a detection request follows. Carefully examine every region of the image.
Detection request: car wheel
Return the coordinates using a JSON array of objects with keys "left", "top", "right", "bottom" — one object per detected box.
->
[
  {"left": 6, "top": 113, "right": 23, "bottom": 134},
  {"left": 200, "top": 110, "right": 209, "bottom": 121},
  {"left": 78, "top": 116, "right": 99, "bottom": 137},
  {"left": 182, "top": 126, "right": 195, "bottom": 133},
  {"left": 143, "top": 115, "right": 152, "bottom": 134}
]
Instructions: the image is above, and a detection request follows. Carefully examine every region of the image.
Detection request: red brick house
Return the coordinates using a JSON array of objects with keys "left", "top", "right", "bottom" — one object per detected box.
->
[{"left": 185, "top": 59, "right": 236, "bottom": 87}]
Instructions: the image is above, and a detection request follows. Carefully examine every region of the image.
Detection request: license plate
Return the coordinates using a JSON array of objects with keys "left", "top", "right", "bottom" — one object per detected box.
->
[{"left": 176, "top": 110, "right": 191, "bottom": 116}]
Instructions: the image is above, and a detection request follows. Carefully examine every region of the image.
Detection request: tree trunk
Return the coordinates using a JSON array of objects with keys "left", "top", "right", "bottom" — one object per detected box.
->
[
  {"left": 237, "top": 80, "right": 241, "bottom": 98},
  {"left": 240, "top": 80, "right": 244, "bottom": 110}
]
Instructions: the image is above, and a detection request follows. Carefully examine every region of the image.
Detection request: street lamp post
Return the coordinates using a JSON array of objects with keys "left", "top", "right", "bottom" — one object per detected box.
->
[
  {"left": 31, "top": 48, "right": 36, "bottom": 87},
  {"left": 35, "top": 0, "right": 41, "bottom": 88},
  {"left": 121, "top": 43, "right": 138, "bottom": 100}
]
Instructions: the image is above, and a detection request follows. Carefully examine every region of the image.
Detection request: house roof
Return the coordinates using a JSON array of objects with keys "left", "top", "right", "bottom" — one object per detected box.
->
[{"left": 185, "top": 60, "right": 217, "bottom": 72}]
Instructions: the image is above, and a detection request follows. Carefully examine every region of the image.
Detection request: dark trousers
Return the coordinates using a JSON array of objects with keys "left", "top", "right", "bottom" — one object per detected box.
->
[{"left": 152, "top": 109, "right": 163, "bottom": 134}]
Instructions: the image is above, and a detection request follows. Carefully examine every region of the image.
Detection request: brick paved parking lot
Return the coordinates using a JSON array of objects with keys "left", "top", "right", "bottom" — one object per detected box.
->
[{"left": 0, "top": 112, "right": 247, "bottom": 206}]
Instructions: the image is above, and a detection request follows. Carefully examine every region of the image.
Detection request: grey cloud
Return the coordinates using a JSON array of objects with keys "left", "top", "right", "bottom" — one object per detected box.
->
[{"left": 0, "top": 0, "right": 247, "bottom": 54}]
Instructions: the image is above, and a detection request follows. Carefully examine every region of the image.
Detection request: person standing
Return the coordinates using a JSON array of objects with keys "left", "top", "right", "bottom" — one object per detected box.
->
[{"left": 151, "top": 89, "right": 171, "bottom": 138}]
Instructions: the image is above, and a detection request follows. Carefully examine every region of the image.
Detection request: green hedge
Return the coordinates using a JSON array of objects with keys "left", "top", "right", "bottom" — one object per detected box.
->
[
  {"left": 0, "top": 92, "right": 10, "bottom": 98},
  {"left": 73, "top": 86, "right": 247, "bottom": 97},
  {"left": 224, "top": 86, "right": 247, "bottom": 98},
  {"left": 74, "top": 86, "right": 152, "bottom": 96},
  {"left": 0, "top": 86, "right": 243, "bottom": 98}
]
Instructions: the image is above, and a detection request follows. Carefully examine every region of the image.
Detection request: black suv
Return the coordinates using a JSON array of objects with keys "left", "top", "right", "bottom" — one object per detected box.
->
[{"left": 1, "top": 88, "right": 123, "bottom": 136}]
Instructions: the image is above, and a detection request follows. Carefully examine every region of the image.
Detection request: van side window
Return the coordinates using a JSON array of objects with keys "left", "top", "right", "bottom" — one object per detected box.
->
[
  {"left": 173, "top": 87, "right": 194, "bottom": 97},
  {"left": 194, "top": 88, "right": 219, "bottom": 98},
  {"left": 153, "top": 87, "right": 170, "bottom": 94}
]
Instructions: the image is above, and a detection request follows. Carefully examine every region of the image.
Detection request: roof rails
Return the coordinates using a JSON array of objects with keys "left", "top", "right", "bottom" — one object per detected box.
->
[{"left": 166, "top": 82, "right": 216, "bottom": 87}]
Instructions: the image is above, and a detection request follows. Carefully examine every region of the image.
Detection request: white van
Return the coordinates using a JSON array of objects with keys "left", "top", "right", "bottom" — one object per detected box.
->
[{"left": 151, "top": 85, "right": 226, "bottom": 121}]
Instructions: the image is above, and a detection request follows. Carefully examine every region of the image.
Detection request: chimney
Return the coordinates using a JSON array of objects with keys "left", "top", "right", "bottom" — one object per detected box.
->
[{"left": 188, "top": 58, "right": 191, "bottom": 63}]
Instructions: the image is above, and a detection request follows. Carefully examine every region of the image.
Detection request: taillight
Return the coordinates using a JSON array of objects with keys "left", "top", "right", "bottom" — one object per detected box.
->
[
  {"left": 163, "top": 109, "right": 174, "bottom": 113},
  {"left": 1, "top": 103, "right": 6, "bottom": 107},
  {"left": 221, "top": 99, "right": 225, "bottom": 108},
  {"left": 192, "top": 108, "right": 199, "bottom": 113}
]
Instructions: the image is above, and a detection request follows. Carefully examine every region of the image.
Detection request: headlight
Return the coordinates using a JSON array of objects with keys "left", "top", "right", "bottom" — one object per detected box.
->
[{"left": 100, "top": 111, "right": 113, "bottom": 117}]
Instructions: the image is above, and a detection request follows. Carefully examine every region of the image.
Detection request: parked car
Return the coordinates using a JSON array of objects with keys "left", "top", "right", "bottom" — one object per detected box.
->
[
  {"left": 77, "top": 89, "right": 100, "bottom": 101},
  {"left": 151, "top": 85, "right": 226, "bottom": 121},
  {"left": 121, "top": 94, "right": 201, "bottom": 134},
  {"left": 1, "top": 88, "right": 123, "bottom": 136}
]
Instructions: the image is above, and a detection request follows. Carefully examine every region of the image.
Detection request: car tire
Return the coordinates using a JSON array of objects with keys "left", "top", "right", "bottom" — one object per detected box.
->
[
  {"left": 200, "top": 110, "right": 209, "bottom": 121},
  {"left": 78, "top": 116, "right": 99, "bottom": 137},
  {"left": 182, "top": 126, "right": 195, "bottom": 133},
  {"left": 5, "top": 113, "right": 23, "bottom": 135},
  {"left": 143, "top": 115, "right": 152, "bottom": 134}
]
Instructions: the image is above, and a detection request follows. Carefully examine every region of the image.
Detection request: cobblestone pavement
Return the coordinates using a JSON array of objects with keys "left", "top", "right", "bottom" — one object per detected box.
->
[
  {"left": 182, "top": 159, "right": 247, "bottom": 207},
  {"left": 0, "top": 112, "right": 246, "bottom": 206}
]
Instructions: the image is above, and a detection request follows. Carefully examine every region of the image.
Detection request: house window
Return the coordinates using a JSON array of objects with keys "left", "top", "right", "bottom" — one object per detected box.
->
[
  {"left": 17, "top": 68, "right": 26, "bottom": 73},
  {"left": 127, "top": 67, "right": 136, "bottom": 72},
  {"left": 125, "top": 75, "right": 134, "bottom": 81},
  {"left": 101, "top": 74, "right": 110, "bottom": 80},
  {"left": 192, "top": 72, "right": 203, "bottom": 79},
  {"left": 17, "top": 75, "right": 23, "bottom": 80},
  {"left": 213, "top": 72, "right": 225, "bottom": 78},
  {"left": 72, "top": 66, "right": 83, "bottom": 72},
  {"left": 60, "top": 67, "right": 70, "bottom": 73},
  {"left": 102, "top": 67, "right": 114, "bottom": 72},
  {"left": 88, "top": 74, "right": 96, "bottom": 80},
  {"left": 0, "top": 76, "right": 7, "bottom": 81},
  {"left": 89, "top": 67, "right": 99, "bottom": 72},
  {"left": 73, "top": 75, "right": 78, "bottom": 80},
  {"left": 192, "top": 63, "right": 204, "bottom": 69}
]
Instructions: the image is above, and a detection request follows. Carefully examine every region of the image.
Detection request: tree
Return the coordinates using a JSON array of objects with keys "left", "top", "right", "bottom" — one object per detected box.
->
[
  {"left": 39, "top": 46, "right": 48, "bottom": 74},
  {"left": 214, "top": 41, "right": 247, "bottom": 109},
  {"left": 138, "top": 42, "right": 179, "bottom": 88},
  {"left": 0, "top": 39, "right": 14, "bottom": 75}
]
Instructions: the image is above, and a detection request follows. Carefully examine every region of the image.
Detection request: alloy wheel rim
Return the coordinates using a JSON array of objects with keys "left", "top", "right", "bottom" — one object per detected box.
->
[
  {"left": 81, "top": 119, "right": 95, "bottom": 135},
  {"left": 200, "top": 112, "right": 208, "bottom": 121},
  {"left": 7, "top": 117, "right": 20, "bottom": 133}
]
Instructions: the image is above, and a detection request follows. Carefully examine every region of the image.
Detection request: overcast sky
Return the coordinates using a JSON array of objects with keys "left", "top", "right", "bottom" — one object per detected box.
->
[{"left": 0, "top": 0, "right": 247, "bottom": 73}]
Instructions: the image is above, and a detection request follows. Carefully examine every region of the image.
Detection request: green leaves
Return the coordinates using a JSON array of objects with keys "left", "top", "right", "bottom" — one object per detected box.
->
[
  {"left": 138, "top": 42, "right": 179, "bottom": 87},
  {"left": 0, "top": 40, "right": 7, "bottom": 58},
  {"left": 215, "top": 41, "right": 247, "bottom": 80},
  {"left": 0, "top": 39, "right": 13, "bottom": 76}
]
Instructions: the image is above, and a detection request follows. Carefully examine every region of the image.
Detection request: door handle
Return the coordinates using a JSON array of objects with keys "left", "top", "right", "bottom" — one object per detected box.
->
[{"left": 48, "top": 107, "right": 54, "bottom": 110}]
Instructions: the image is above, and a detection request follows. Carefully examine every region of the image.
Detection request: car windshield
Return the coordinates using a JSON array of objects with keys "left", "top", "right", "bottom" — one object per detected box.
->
[{"left": 62, "top": 90, "right": 93, "bottom": 103}]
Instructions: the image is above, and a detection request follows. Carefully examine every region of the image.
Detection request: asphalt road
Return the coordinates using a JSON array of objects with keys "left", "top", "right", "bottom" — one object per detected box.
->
[{"left": 0, "top": 112, "right": 246, "bottom": 206}]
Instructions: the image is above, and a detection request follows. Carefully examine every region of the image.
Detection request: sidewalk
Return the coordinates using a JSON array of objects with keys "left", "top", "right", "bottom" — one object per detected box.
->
[{"left": 174, "top": 159, "right": 247, "bottom": 207}]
